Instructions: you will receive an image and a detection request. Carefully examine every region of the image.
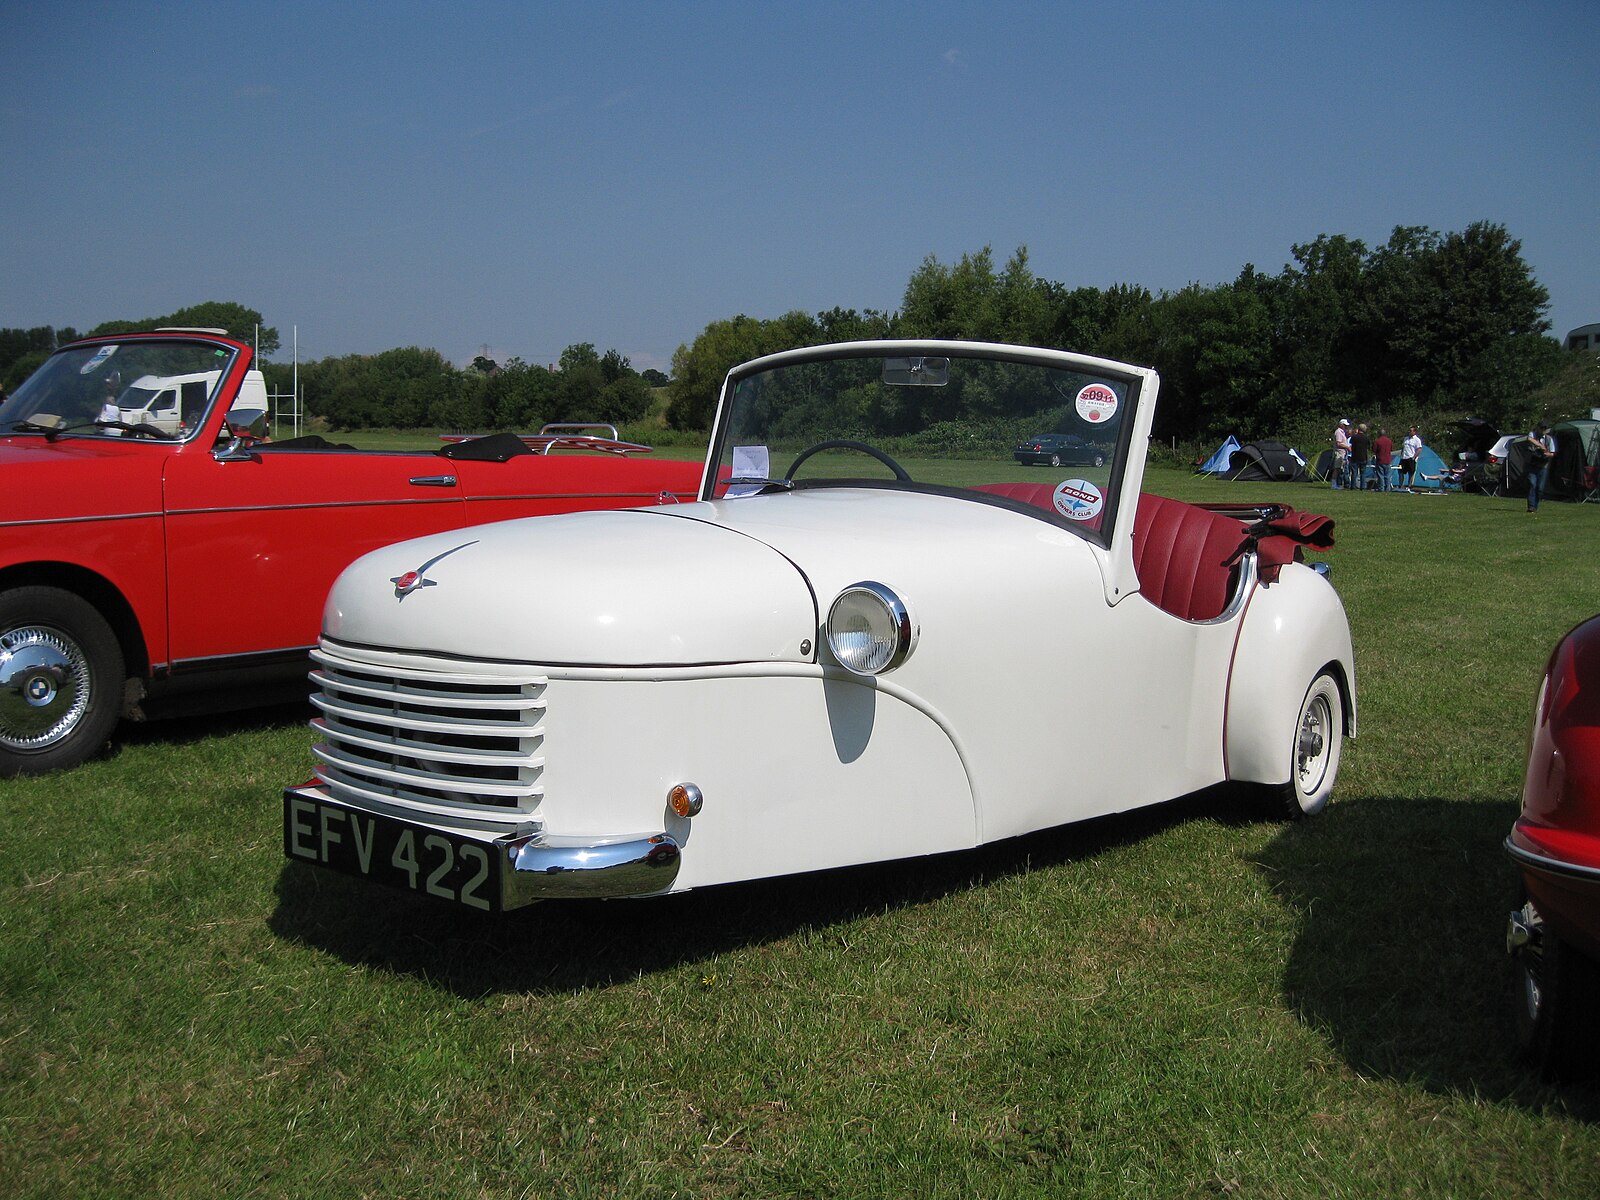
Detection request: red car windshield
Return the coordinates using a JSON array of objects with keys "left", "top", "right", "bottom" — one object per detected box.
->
[{"left": 1, "top": 338, "right": 239, "bottom": 442}]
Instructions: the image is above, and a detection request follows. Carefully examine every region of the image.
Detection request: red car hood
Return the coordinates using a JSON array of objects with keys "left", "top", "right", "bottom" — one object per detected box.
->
[{"left": 0, "top": 436, "right": 168, "bottom": 523}]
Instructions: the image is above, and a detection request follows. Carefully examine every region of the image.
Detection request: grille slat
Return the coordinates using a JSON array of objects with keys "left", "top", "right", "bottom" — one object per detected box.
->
[
  {"left": 310, "top": 717, "right": 544, "bottom": 772},
  {"left": 310, "top": 648, "right": 535, "bottom": 690},
  {"left": 316, "top": 763, "right": 546, "bottom": 811},
  {"left": 310, "top": 644, "right": 547, "bottom": 819},
  {"left": 312, "top": 743, "right": 535, "bottom": 798},
  {"left": 311, "top": 692, "right": 542, "bottom": 740},
  {"left": 310, "top": 668, "right": 547, "bottom": 713}
]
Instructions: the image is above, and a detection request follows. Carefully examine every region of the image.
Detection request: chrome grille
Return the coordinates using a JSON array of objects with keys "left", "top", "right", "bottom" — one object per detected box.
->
[{"left": 309, "top": 644, "right": 546, "bottom": 818}]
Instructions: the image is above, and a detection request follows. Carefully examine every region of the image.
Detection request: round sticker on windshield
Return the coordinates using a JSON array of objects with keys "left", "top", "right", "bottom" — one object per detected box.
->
[
  {"left": 1052, "top": 479, "right": 1104, "bottom": 522},
  {"left": 1075, "top": 383, "right": 1119, "bottom": 424}
]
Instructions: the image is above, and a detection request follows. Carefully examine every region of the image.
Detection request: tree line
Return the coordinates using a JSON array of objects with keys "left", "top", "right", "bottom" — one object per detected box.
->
[
  {"left": 1, "top": 221, "right": 1576, "bottom": 443},
  {"left": 274, "top": 343, "right": 665, "bottom": 432},
  {"left": 665, "top": 222, "right": 1565, "bottom": 442},
  {"left": 0, "top": 301, "right": 278, "bottom": 391}
]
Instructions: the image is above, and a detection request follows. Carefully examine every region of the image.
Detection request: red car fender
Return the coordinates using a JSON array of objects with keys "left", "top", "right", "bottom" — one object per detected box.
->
[{"left": 1512, "top": 616, "right": 1600, "bottom": 959}]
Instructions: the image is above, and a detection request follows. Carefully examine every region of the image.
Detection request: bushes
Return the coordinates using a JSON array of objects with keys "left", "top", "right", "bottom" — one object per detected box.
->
[{"left": 289, "top": 344, "right": 659, "bottom": 433}]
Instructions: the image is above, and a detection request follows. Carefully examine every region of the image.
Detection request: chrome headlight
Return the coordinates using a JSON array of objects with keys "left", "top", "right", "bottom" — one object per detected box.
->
[{"left": 825, "top": 582, "right": 916, "bottom": 675}]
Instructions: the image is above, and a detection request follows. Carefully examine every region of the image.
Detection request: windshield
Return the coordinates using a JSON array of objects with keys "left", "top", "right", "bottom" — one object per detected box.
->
[
  {"left": 0, "top": 338, "right": 239, "bottom": 442},
  {"left": 706, "top": 343, "right": 1144, "bottom": 540}
]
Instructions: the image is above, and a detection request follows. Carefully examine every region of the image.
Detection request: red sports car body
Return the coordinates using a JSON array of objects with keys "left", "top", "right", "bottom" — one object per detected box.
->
[
  {"left": 0, "top": 330, "right": 700, "bottom": 775},
  {"left": 1506, "top": 613, "right": 1600, "bottom": 1079}
]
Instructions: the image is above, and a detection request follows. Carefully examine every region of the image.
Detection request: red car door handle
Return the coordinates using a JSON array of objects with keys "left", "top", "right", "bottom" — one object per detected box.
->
[{"left": 408, "top": 475, "right": 458, "bottom": 487}]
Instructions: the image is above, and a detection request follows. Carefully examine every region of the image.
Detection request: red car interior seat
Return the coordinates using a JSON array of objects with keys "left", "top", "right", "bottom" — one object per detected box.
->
[{"left": 1129, "top": 493, "right": 1243, "bottom": 622}]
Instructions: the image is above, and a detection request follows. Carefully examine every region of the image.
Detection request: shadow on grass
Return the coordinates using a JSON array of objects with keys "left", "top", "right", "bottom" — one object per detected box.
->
[
  {"left": 1252, "top": 793, "right": 1600, "bottom": 1117},
  {"left": 111, "top": 694, "right": 313, "bottom": 753},
  {"left": 268, "top": 783, "right": 1252, "bottom": 996}
]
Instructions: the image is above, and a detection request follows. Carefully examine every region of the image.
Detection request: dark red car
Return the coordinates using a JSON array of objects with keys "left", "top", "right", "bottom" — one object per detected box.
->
[
  {"left": 1506, "top": 613, "right": 1600, "bottom": 1079},
  {"left": 0, "top": 330, "right": 700, "bottom": 775}
]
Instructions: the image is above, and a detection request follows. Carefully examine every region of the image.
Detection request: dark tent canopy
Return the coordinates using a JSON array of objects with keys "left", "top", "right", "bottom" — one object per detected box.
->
[
  {"left": 1222, "top": 441, "right": 1309, "bottom": 483},
  {"left": 1454, "top": 417, "right": 1500, "bottom": 461},
  {"left": 1550, "top": 418, "right": 1600, "bottom": 501},
  {"left": 1497, "top": 422, "right": 1600, "bottom": 501}
]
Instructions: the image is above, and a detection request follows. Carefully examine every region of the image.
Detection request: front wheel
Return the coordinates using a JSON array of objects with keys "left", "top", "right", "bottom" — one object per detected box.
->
[
  {"left": 1279, "top": 671, "right": 1343, "bottom": 818},
  {"left": 0, "top": 587, "right": 126, "bottom": 776}
]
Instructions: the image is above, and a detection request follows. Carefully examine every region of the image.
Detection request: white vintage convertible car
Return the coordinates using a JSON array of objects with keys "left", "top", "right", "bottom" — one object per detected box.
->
[{"left": 284, "top": 342, "right": 1355, "bottom": 911}]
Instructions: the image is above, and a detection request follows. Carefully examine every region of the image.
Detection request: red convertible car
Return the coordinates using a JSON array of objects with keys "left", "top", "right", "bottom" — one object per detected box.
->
[
  {"left": 1506, "top": 613, "right": 1600, "bottom": 1080},
  {"left": 0, "top": 329, "right": 700, "bottom": 776}
]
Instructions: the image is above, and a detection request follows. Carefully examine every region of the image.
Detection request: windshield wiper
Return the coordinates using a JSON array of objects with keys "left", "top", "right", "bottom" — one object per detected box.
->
[
  {"left": 5, "top": 420, "right": 62, "bottom": 436},
  {"left": 94, "top": 418, "right": 180, "bottom": 440},
  {"left": 35, "top": 419, "right": 181, "bottom": 442}
]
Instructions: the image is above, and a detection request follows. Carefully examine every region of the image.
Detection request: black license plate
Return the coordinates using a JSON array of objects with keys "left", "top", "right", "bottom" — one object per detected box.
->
[{"left": 284, "top": 790, "right": 502, "bottom": 913}]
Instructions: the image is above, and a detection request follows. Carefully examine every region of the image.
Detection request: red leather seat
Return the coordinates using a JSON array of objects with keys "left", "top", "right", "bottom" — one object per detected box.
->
[{"left": 1129, "top": 494, "right": 1242, "bottom": 621}]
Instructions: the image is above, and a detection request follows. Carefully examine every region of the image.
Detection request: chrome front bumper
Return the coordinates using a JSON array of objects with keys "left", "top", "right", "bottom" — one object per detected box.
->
[
  {"left": 283, "top": 784, "right": 681, "bottom": 910},
  {"left": 501, "top": 829, "right": 682, "bottom": 906}
]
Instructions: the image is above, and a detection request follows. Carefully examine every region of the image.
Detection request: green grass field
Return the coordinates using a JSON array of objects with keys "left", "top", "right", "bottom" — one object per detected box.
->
[{"left": 4, "top": 468, "right": 1598, "bottom": 1198}]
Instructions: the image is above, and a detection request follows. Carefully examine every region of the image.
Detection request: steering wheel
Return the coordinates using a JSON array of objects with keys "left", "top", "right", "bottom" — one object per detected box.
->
[{"left": 785, "top": 439, "right": 912, "bottom": 482}]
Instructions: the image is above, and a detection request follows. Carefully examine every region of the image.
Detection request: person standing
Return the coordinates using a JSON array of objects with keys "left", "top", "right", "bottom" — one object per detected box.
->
[
  {"left": 1400, "top": 426, "right": 1423, "bottom": 491},
  {"left": 1526, "top": 422, "right": 1557, "bottom": 513},
  {"left": 1332, "top": 418, "right": 1351, "bottom": 488},
  {"left": 1350, "top": 423, "right": 1371, "bottom": 491},
  {"left": 1373, "top": 427, "right": 1394, "bottom": 492}
]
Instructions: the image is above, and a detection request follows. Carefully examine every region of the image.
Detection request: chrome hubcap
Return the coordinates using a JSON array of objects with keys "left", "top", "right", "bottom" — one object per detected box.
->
[
  {"left": 1296, "top": 694, "right": 1330, "bottom": 789},
  {"left": 0, "top": 627, "right": 90, "bottom": 749}
]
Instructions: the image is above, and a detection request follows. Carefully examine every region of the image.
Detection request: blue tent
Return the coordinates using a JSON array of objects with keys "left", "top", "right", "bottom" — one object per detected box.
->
[{"left": 1197, "top": 435, "right": 1240, "bottom": 474}]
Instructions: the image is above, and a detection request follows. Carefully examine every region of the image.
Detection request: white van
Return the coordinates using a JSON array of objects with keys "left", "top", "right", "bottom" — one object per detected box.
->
[{"left": 112, "top": 368, "right": 267, "bottom": 435}]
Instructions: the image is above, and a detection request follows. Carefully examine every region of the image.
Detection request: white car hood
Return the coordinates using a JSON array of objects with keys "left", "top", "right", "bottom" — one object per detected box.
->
[
  {"left": 323, "top": 490, "right": 1102, "bottom": 667},
  {"left": 322, "top": 507, "right": 818, "bottom": 666}
]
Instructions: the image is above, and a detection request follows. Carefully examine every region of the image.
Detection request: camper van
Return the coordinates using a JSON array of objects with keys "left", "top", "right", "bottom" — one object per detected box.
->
[{"left": 112, "top": 368, "right": 268, "bottom": 435}]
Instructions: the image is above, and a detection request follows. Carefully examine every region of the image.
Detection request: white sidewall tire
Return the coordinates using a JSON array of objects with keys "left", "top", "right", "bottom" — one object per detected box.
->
[{"left": 1286, "top": 672, "right": 1342, "bottom": 818}]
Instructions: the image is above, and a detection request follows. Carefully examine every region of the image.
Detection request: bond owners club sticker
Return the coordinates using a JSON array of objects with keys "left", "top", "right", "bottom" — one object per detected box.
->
[
  {"left": 1052, "top": 479, "right": 1104, "bottom": 522},
  {"left": 80, "top": 345, "right": 118, "bottom": 374},
  {"left": 1075, "top": 382, "right": 1119, "bottom": 424}
]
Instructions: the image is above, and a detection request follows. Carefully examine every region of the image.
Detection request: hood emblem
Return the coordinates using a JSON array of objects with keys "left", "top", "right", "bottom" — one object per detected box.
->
[{"left": 390, "top": 540, "right": 477, "bottom": 601}]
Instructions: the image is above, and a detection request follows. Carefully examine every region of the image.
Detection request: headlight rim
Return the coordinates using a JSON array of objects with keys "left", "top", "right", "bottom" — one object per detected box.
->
[{"left": 825, "top": 580, "right": 917, "bottom": 676}]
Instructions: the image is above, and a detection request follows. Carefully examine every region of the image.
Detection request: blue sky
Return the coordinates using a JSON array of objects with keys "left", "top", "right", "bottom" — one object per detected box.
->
[{"left": 2, "top": 1, "right": 1594, "bottom": 373}]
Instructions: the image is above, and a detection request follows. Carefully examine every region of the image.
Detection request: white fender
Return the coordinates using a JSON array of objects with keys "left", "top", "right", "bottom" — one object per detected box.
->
[{"left": 1224, "top": 562, "right": 1357, "bottom": 786}]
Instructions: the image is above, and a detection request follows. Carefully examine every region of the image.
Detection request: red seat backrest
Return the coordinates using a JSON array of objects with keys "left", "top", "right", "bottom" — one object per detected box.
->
[{"left": 1130, "top": 494, "right": 1243, "bottom": 621}]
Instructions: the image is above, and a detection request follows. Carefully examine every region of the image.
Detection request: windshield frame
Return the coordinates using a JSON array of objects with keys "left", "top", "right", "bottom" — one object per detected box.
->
[
  {"left": 0, "top": 333, "right": 249, "bottom": 445},
  {"left": 701, "top": 339, "right": 1151, "bottom": 546}
]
